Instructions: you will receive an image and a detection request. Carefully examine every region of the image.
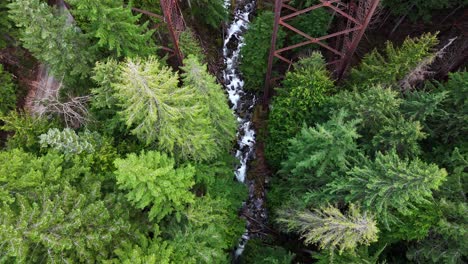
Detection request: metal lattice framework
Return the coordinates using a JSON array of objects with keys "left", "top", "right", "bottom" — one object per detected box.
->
[
  {"left": 132, "top": 0, "right": 186, "bottom": 65},
  {"left": 264, "top": 0, "right": 380, "bottom": 105}
]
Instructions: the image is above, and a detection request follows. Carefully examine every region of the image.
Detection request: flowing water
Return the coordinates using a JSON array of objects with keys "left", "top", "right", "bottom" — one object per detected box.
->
[{"left": 222, "top": 0, "right": 265, "bottom": 259}]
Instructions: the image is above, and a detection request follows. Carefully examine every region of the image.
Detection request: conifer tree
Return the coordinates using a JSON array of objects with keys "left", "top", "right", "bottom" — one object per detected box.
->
[
  {"left": 280, "top": 110, "right": 360, "bottom": 189},
  {"left": 0, "top": 185, "right": 127, "bottom": 263},
  {"left": 8, "top": 0, "right": 93, "bottom": 82},
  {"left": 39, "top": 128, "right": 95, "bottom": 155},
  {"left": 185, "top": 0, "right": 228, "bottom": 28},
  {"left": 181, "top": 55, "right": 237, "bottom": 156},
  {"left": 68, "top": 0, "right": 155, "bottom": 57},
  {"left": 266, "top": 53, "right": 334, "bottom": 168},
  {"left": 326, "top": 151, "right": 447, "bottom": 228},
  {"left": 114, "top": 151, "right": 195, "bottom": 222},
  {"left": 277, "top": 204, "right": 378, "bottom": 253},
  {"left": 347, "top": 33, "right": 438, "bottom": 89}
]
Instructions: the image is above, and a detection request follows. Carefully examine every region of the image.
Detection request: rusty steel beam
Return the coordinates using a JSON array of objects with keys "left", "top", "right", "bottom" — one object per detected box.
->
[
  {"left": 132, "top": 0, "right": 185, "bottom": 66},
  {"left": 263, "top": 0, "right": 380, "bottom": 107}
]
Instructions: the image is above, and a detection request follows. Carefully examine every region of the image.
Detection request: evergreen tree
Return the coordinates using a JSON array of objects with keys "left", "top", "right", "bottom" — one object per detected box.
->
[
  {"left": 0, "top": 64, "right": 16, "bottom": 114},
  {"left": 184, "top": 0, "right": 228, "bottom": 28},
  {"left": 313, "top": 246, "right": 385, "bottom": 264},
  {"left": 277, "top": 204, "right": 378, "bottom": 253},
  {"left": 325, "top": 151, "right": 447, "bottom": 228},
  {"left": 240, "top": 11, "right": 286, "bottom": 91},
  {"left": 8, "top": 0, "right": 93, "bottom": 83},
  {"left": 280, "top": 110, "right": 360, "bottom": 189},
  {"left": 113, "top": 57, "right": 215, "bottom": 161},
  {"left": 371, "top": 115, "right": 426, "bottom": 158},
  {"left": 180, "top": 55, "right": 237, "bottom": 156},
  {"left": 68, "top": 0, "right": 154, "bottom": 57},
  {"left": 39, "top": 128, "right": 95, "bottom": 155},
  {"left": 347, "top": 33, "right": 438, "bottom": 89},
  {"left": 382, "top": 0, "right": 467, "bottom": 21},
  {"left": 0, "top": 0, "right": 17, "bottom": 48},
  {"left": 266, "top": 53, "right": 334, "bottom": 168},
  {"left": 114, "top": 151, "right": 195, "bottom": 222}
]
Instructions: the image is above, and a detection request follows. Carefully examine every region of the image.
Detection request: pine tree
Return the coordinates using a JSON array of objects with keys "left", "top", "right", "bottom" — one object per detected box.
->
[
  {"left": 240, "top": 11, "right": 286, "bottom": 91},
  {"left": 180, "top": 55, "right": 237, "bottom": 156},
  {"left": 371, "top": 115, "right": 426, "bottom": 158},
  {"left": 326, "top": 150, "right": 447, "bottom": 228},
  {"left": 184, "top": 0, "right": 228, "bottom": 28},
  {"left": 114, "top": 151, "right": 195, "bottom": 222},
  {"left": 347, "top": 33, "right": 438, "bottom": 89},
  {"left": 68, "top": 0, "right": 155, "bottom": 57},
  {"left": 266, "top": 53, "right": 334, "bottom": 168},
  {"left": 277, "top": 204, "right": 378, "bottom": 253},
  {"left": 0, "top": 185, "right": 128, "bottom": 263},
  {"left": 8, "top": 0, "right": 94, "bottom": 83},
  {"left": 280, "top": 110, "right": 360, "bottom": 189}
]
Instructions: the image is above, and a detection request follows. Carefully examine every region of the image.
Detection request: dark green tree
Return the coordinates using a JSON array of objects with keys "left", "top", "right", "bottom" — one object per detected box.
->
[
  {"left": 240, "top": 11, "right": 286, "bottom": 91},
  {"left": 266, "top": 53, "right": 334, "bottom": 168},
  {"left": 382, "top": 0, "right": 467, "bottom": 21},
  {"left": 325, "top": 151, "right": 447, "bottom": 229},
  {"left": 68, "top": 0, "right": 155, "bottom": 57},
  {"left": 8, "top": 0, "right": 94, "bottom": 83},
  {"left": 184, "top": 0, "right": 228, "bottom": 28},
  {"left": 0, "top": 64, "right": 16, "bottom": 114}
]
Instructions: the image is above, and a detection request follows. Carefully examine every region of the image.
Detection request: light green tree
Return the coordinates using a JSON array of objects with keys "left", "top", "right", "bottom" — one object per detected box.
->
[
  {"left": 347, "top": 33, "right": 438, "bottom": 89},
  {"left": 277, "top": 204, "right": 379, "bottom": 253},
  {"left": 181, "top": 55, "right": 237, "bottom": 156},
  {"left": 114, "top": 151, "right": 195, "bottom": 222},
  {"left": 68, "top": 0, "right": 155, "bottom": 57},
  {"left": 326, "top": 150, "right": 447, "bottom": 228}
]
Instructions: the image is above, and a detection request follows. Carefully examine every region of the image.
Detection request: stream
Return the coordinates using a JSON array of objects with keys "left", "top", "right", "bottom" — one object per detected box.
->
[{"left": 222, "top": 0, "right": 266, "bottom": 259}]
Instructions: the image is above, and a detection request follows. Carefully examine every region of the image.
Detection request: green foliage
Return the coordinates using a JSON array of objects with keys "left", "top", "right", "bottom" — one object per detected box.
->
[
  {"left": 371, "top": 115, "right": 426, "bottom": 157},
  {"left": 313, "top": 246, "right": 385, "bottom": 264},
  {"left": 242, "top": 238, "right": 295, "bottom": 264},
  {"left": 407, "top": 200, "right": 468, "bottom": 264},
  {"left": 266, "top": 53, "right": 334, "bottom": 168},
  {"left": 179, "top": 29, "right": 205, "bottom": 61},
  {"left": 113, "top": 56, "right": 220, "bottom": 161},
  {"left": 106, "top": 235, "right": 175, "bottom": 264},
  {"left": 0, "top": 185, "right": 127, "bottom": 263},
  {"left": 240, "top": 11, "right": 286, "bottom": 91},
  {"left": 0, "top": 64, "right": 16, "bottom": 114},
  {"left": 280, "top": 110, "right": 360, "bottom": 189},
  {"left": 288, "top": 7, "right": 330, "bottom": 49},
  {"left": 0, "top": 0, "right": 18, "bottom": 48},
  {"left": 114, "top": 151, "right": 195, "bottom": 222},
  {"left": 325, "top": 151, "right": 447, "bottom": 229},
  {"left": 8, "top": 0, "right": 93, "bottom": 83},
  {"left": 347, "top": 33, "right": 439, "bottom": 89},
  {"left": 185, "top": 0, "right": 228, "bottom": 28},
  {"left": 0, "top": 111, "right": 58, "bottom": 152},
  {"left": 68, "top": 0, "right": 155, "bottom": 57},
  {"left": 181, "top": 55, "right": 237, "bottom": 156},
  {"left": 426, "top": 71, "right": 468, "bottom": 144},
  {"left": 277, "top": 204, "right": 378, "bottom": 253},
  {"left": 39, "top": 128, "right": 95, "bottom": 155},
  {"left": 382, "top": 0, "right": 467, "bottom": 21}
]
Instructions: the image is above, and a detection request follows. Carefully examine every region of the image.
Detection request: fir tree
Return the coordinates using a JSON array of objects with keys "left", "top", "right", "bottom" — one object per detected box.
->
[
  {"left": 266, "top": 53, "right": 334, "bottom": 168},
  {"left": 180, "top": 55, "right": 237, "bottom": 157},
  {"left": 280, "top": 110, "right": 360, "bottom": 189},
  {"left": 39, "top": 128, "right": 95, "bottom": 155},
  {"left": 326, "top": 150, "right": 447, "bottom": 228},
  {"left": 68, "top": 0, "right": 155, "bottom": 57},
  {"left": 277, "top": 204, "right": 379, "bottom": 253},
  {"left": 347, "top": 33, "right": 438, "bottom": 89},
  {"left": 184, "top": 0, "right": 228, "bottom": 28},
  {"left": 8, "top": 0, "right": 93, "bottom": 83},
  {"left": 114, "top": 151, "right": 195, "bottom": 222}
]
